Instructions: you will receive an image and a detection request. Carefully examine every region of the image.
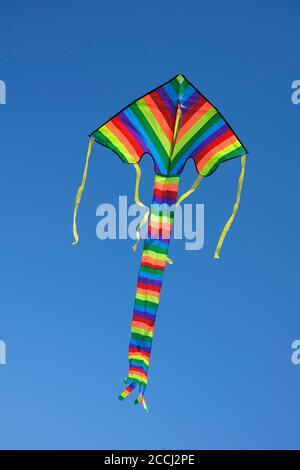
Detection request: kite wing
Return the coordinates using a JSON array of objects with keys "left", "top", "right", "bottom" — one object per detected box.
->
[
  {"left": 91, "top": 74, "right": 247, "bottom": 178},
  {"left": 171, "top": 75, "right": 247, "bottom": 175},
  {"left": 90, "top": 76, "right": 182, "bottom": 174}
]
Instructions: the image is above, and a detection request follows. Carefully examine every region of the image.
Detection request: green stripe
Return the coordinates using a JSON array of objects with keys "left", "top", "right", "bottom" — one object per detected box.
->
[
  {"left": 170, "top": 77, "right": 180, "bottom": 96},
  {"left": 131, "top": 333, "right": 152, "bottom": 343},
  {"left": 143, "top": 243, "right": 168, "bottom": 255},
  {"left": 140, "top": 265, "right": 164, "bottom": 275},
  {"left": 135, "top": 298, "right": 158, "bottom": 311},
  {"left": 179, "top": 79, "right": 190, "bottom": 96}
]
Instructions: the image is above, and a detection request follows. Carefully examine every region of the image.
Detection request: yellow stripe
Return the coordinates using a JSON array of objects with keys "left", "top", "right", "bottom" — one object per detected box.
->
[
  {"left": 155, "top": 175, "right": 179, "bottom": 185},
  {"left": 142, "top": 250, "right": 168, "bottom": 262},
  {"left": 214, "top": 155, "right": 246, "bottom": 259},
  {"left": 172, "top": 103, "right": 181, "bottom": 148},
  {"left": 128, "top": 354, "right": 150, "bottom": 366},
  {"left": 132, "top": 326, "right": 154, "bottom": 338},
  {"left": 136, "top": 293, "right": 159, "bottom": 304}
]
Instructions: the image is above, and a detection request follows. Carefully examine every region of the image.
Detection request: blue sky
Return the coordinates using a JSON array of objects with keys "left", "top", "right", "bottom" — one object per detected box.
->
[{"left": 0, "top": 0, "right": 300, "bottom": 450}]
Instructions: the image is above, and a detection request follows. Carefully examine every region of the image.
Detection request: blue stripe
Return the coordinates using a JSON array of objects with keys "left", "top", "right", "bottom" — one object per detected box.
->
[
  {"left": 130, "top": 338, "right": 153, "bottom": 348},
  {"left": 180, "top": 85, "right": 194, "bottom": 104},
  {"left": 133, "top": 308, "right": 156, "bottom": 320},
  {"left": 163, "top": 83, "right": 179, "bottom": 107},
  {"left": 133, "top": 304, "right": 157, "bottom": 315}
]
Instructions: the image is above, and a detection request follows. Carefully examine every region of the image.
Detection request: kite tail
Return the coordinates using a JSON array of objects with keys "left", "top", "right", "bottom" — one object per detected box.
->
[{"left": 119, "top": 174, "right": 180, "bottom": 411}]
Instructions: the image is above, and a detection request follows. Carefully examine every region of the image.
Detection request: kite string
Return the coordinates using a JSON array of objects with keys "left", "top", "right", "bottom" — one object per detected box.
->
[
  {"left": 132, "top": 163, "right": 150, "bottom": 252},
  {"left": 214, "top": 154, "right": 246, "bottom": 259},
  {"left": 72, "top": 137, "right": 95, "bottom": 245}
]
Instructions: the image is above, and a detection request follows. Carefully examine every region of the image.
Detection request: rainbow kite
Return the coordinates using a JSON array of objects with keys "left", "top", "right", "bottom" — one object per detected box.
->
[{"left": 72, "top": 74, "right": 248, "bottom": 411}]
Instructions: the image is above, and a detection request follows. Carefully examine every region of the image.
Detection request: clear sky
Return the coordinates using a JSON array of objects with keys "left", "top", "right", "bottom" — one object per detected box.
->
[{"left": 0, "top": 0, "right": 300, "bottom": 450}]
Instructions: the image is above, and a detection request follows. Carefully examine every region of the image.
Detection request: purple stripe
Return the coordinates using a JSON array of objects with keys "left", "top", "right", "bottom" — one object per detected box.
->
[
  {"left": 181, "top": 90, "right": 200, "bottom": 112},
  {"left": 152, "top": 195, "right": 177, "bottom": 205},
  {"left": 157, "top": 87, "right": 176, "bottom": 115},
  {"left": 138, "top": 276, "right": 162, "bottom": 287},
  {"left": 133, "top": 310, "right": 156, "bottom": 321}
]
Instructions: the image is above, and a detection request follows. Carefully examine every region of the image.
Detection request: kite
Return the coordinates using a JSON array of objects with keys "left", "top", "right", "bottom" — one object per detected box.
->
[{"left": 72, "top": 74, "right": 248, "bottom": 411}]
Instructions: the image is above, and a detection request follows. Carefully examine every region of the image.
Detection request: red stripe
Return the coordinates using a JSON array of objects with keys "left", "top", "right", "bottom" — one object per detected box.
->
[
  {"left": 137, "top": 281, "right": 161, "bottom": 293},
  {"left": 153, "top": 188, "right": 178, "bottom": 199},
  {"left": 132, "top": 315, "right": 155, "bottom": 327},
  {"left": 150, "top": 90, "right": 175, "bottom": 133}
]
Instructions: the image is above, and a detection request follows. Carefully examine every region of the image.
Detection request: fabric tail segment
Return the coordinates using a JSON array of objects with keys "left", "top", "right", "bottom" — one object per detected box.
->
[{"left": 119, "top": 174, "right": 180, "bottom": 410}]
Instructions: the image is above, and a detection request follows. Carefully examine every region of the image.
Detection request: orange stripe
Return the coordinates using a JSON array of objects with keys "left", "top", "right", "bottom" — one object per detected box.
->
[
  {"left": 154, "top": 182, "right": 179, "bottom": 192},
  {"left": 142, "top": 95, "right": 173, "bottom": 144},
  {"left": 132, "top": 321, "right": 154, "bottom": 332},
  {"left": 106, "top": 121, "right": 140, "bottom": 161},
  {"left": 141, "top": 256, "right": 166, "bottom": 270},
  {"left": 136, "top": 286, "right": 161, "bottom": 298},
  {"left": 177, "top": 101, "right": 212, "bottom": 142}
]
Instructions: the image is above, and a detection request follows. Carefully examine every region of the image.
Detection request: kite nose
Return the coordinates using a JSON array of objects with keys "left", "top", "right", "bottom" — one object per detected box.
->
[{"left": 176, "top": 73, "right": 185, "bottom": 83}]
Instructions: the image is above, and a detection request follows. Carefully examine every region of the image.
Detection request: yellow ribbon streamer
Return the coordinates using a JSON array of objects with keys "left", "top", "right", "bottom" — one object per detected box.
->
[
  {"left": 214, "top": 154, "right": 246, "bottom": 259},
  {"left": 72, "top": 137, "right": 95, "bottom": 245},
  {"left": 132, "top": 163, "right": 150, "bottom": 251},
  {"left": 175, "top": 172, "right": 203, "bottom": 208}
]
